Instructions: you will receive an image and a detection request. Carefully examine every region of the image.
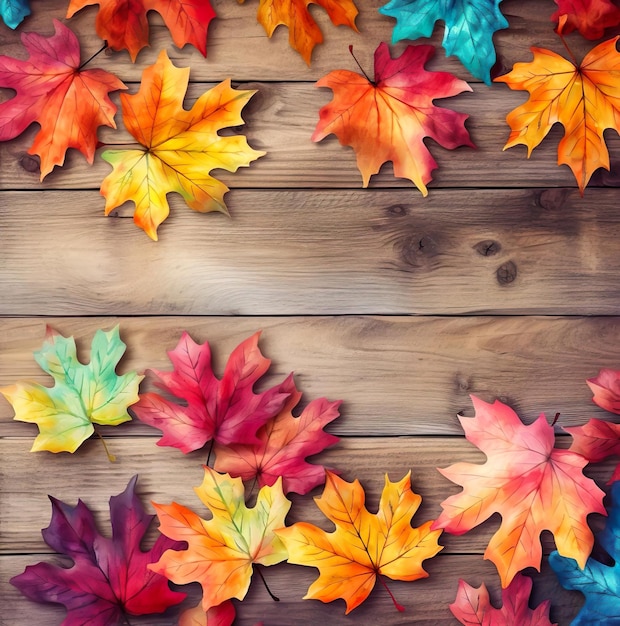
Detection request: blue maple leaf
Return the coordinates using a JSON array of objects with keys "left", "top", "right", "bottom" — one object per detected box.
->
[
  {"left": 549, "top": 480, "right": 620, "bottom": 625},
  {"left": 379, "top": 0, "right": 508, "bottom": 85},
  {"left": 1, "top": 0, "right": 30, "bottom": 29}
]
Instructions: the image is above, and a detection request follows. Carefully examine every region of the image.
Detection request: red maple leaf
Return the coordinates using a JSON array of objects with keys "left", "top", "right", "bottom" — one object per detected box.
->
[
  {"left": 567, "top": 418, "right": 620, "bottom": 483},
  {"left": 67, "top": 0, "right": 216, "bottom": 61},
  {"left": 552, "top": 0, "right": 620, "bottom": 39},
  {"left": 0, "top": 19, "right": 126, "bottom": 179},
  {"left": 132, "top": 331, "right": 291, "bottom": 452},
  {"left": 312, "top": 42, "right": 474, "bottom": 193},
  {"left": 10, "top": 476, "right": 185, "bottom": 624},
  {"left": 450, "top": 573, "right": 556, "bottom": 625},
  {"left": 213, "top": 376, "right": 341, "bottom": 494},
  {"left": 587, "top": 368, "right": 620, "bottom": 414}
]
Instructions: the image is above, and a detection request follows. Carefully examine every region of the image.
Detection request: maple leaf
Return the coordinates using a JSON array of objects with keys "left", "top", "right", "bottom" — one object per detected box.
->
[
  {"left": 450, "top": 573, "right": 556, "bottom": 626},
  {"left": 566, "top": 418, "right": 620, "bottom": 483},
  {"left": 587, "top": 368, "right": 620, "bottom": 414},
  {"left": 379, "top": 0, "right": 508, "bottom": 84},
  {"left": 240, "top": 0, "right": 359, "bottom": 65},
  {"left": 432, "top": 395, "right": 607, "bottom": 588},
  {"left": 1, "top": 0, "right": 30, "bottom": 28},
  {"left": 213, "top": 376, "right": 341, "bottom": 495},
  {"left": 67, "top": 0, "right": 216, "bottom": 61},
  {"left": 0, "top": 325, "right": 142, "bottom": 454},
  {"left": 0, "top": 19, "right": 126, "bottom": 179},
  {"left": 10, "top": 476, "right": 186, "bottom": 624},
  {"left": 100, "top": 50, "right": 264, "bottom": 240},
  {"left": 150, "top": 466, "right": 291, "bottom": 612},
  {"left": 133, "top": 331, "right": 290, "bottom": 453},
  {"left": 549, "top": 479, "right": 620, "bottom": 625},
  {"left": 552, "top": 0, "right": 620, "bottom": 39},
  {"left": 312, "top": 42, "right": 474, "bottom": 194},
  {"left": 495, "top": 35, "right": 620, "bottom": 192},
  {"left": 275, "top": 471, "right": 443, "bottom": 614}
]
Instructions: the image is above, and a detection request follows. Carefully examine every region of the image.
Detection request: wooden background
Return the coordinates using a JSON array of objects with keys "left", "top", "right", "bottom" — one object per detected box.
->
[{"left": 2, "top": 1, "right": 620, "bottom": 624}]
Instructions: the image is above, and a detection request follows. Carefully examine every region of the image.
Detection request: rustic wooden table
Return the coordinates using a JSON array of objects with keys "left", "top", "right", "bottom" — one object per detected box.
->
[{"left": 1, "top": 0, "right": 620, "bottom": 623}]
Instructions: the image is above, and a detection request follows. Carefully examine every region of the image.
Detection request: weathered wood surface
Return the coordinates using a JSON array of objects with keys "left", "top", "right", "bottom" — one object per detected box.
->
[
  {"left": 2, "top": 0, "right": 620, "bottom": 624},
  {"left": 1, "top": 317, "right": 620, "bottom": 436},
  {"left": 2, "top": 190, "right": 620, "bottom": 315}
]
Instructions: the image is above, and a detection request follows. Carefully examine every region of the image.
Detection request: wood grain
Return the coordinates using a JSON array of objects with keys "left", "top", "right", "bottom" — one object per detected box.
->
[
  {"left": 1, "top": 316, "right": 619, "bottom": 436},
  {"left": 0, "top": 553, "right": 585, "bottom": 625},
  {"left": 1, "top": 189, "right": 620, "bottom": 315}
]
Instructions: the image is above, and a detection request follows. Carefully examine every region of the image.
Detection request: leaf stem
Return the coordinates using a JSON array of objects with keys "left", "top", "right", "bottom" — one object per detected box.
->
[
  {"left": 378, "top": 575, "right": 405, "bottom": 612},
  {"left": 256, "top": 566, "right": 279, "bottom": 602},
  {"left": 79, "top": 41, "right": 109, "bottom": 70},
  {"left": 94, "top": 427, "right": 117, "bottom": 463},
  {"left": 206, "top": 439, "right": 214, "bottom": 467},
  {"left": 556, "top": 22, "right": 578, "bottom": 66},
  {"left": 349, "top": 45, "right": 373, "bottom": 84},
  {"left": 552, "top": 412, "right": 561, "bottom": 426}
]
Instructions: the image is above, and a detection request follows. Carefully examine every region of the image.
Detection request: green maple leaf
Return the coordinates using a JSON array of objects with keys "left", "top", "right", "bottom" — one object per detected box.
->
[{"left": 1, "top": 326, "right": 142, "bottom": 454}]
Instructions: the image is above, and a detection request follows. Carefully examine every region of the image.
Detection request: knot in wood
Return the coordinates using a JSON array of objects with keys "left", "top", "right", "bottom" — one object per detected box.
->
[
  {"left": 399, "top": 234, "right": 437, "bottom": 267},
  {"left": 474, "top": 240, "right": 501, "bottom": 257},
  {"left": 496, "top": 261, "right": 517, "bottom": 285},
  {"left": 385, "top": 204, "right": 409, "bottom": 216},
  {"left": 19, "top": 154, "right": 40, "bottom": 173}
]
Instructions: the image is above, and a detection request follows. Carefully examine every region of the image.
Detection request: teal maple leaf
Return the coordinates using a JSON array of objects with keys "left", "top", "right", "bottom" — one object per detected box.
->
[{"left": 379, "top": 0, "right": 508, "bottom": 84}]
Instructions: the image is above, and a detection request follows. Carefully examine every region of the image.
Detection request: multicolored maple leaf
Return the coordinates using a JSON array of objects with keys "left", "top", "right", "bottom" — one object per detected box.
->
[
  {"left": 67, "top": 0, "right": 216, "bottom": 61},
  {"left": 567, "top": 418, "right": 620, "bottom": 483},
  {"left": 1, "top": 0, "right": 30, "bottom": 28},
  {"left": 1, "top": 325, "right": 142, "bottom": 454},
  {"left": 0, "top": 19, "right": 126, "bottom": 179},
  {"left": 379, "top": 0, "right": 508, "bottom": 84},
  {"left": 150, "top": 466, "right": 291, "bottom": 613},
  {"left": 552, "top": 0, "right": 620, "bottom": 39},
  {"left": 100, "top": 50, "right": 265, "bottom": 240},
  {"left": 549, "top": 479, "right": 620, "bottom": 625},
  {"left": 10, "top": 476, "right": 186, "bottom": 624},
  {"left": 276, "top": 471, "right": 443, "bottom": 614},
  {"left": 313, "top": 42, "right": 474, "bottom": 194},
  {"left": 213, "top": 376, "right": 341, "bottom": 494},
  {"left": 240, "top": 0, "right": 359, "bottom": 65},
  {"left": 450, "top": 573, "right": 556, "bottom": 626},
  {"left": 432, "top": 395, "right": 607, "bottom": 587},
  {"left": 587, "top": 367, "right": 620, "bottom": 414},
  {"left": 133, "top": 331, "right": 291, "bottom": 452},
  {"left": 495, "top": 34, "right": 620, "bottom": 192}
]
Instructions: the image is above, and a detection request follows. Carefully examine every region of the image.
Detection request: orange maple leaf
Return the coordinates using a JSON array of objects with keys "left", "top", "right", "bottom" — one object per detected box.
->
[
  {"left": 67, "top": 0, "right": 216, "bottom": 61},
  {"left": 100, "top": 50, "right": 265, "bottom": 240},
  {"left": 495, "top": 34, "right": 620, "bottom": 192},
  {"left": 150, "top": 467, "right": 290, "bottom": 613},
  {"left": 240, "top": 0, "right": 359, "bottom": 65},
  {"left": 275, "top": 471, "right": 442, "bottom": 614},
  {"left": 313, "top": 42, "right": 474, "bottom": 194},
  {"left": 433, "top": 396, "right": 607, "bottom": 587},
  {"left": 0, "top": 19, "right": 125, "bottom": 179}
]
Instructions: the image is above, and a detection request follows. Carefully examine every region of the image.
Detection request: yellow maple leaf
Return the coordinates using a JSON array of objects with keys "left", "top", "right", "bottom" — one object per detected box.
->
[
  {"left": 100, "top": 50, "right": 265, "bottom": 240},
  {"left": 275, "top": 471, "right": 442, "bottom": 614},
  {"left": 495, "top": 35, "right": 620, "bottom": 192}
]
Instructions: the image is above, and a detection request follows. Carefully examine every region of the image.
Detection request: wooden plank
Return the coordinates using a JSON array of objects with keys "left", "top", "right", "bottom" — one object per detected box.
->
[
  {"left": 1, "top": 189, "right": 620, "bottom": 315},
  {"left": 0, "top": 436, "right": 612, "bottom": 555},
  {"left": 0, "top": 553, "right": 584, "bottom": 625},
  {"left": 3, "top": 82, "right": 620, "bottom": 190},
  {"left": 2, "top": 316, "right": 619, "bottom": 436},
  {"left": 0, "top": 0, "right": 600, "bottom": 83}
]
